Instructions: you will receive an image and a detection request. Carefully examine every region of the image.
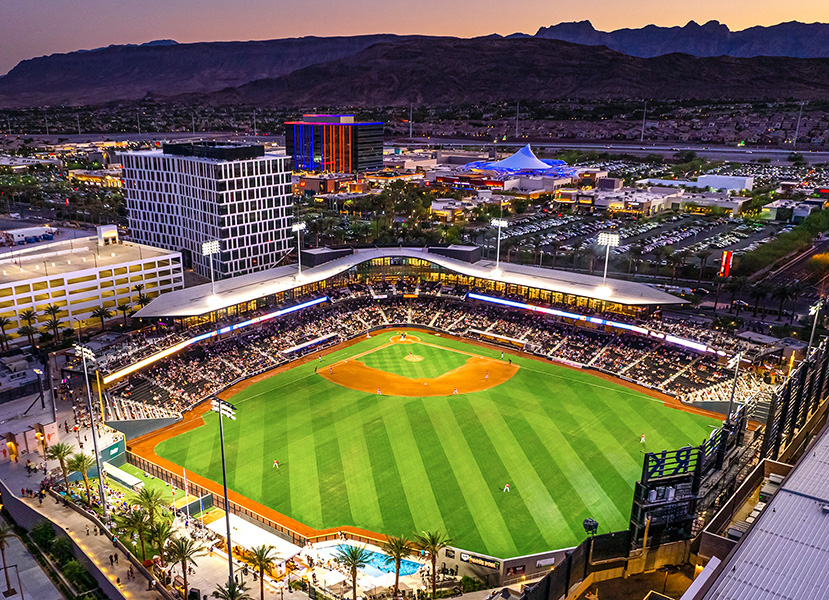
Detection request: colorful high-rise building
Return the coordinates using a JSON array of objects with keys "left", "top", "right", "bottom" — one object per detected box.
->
[{"left": 284, "top": 115, "right": 383, "bottom": 173}]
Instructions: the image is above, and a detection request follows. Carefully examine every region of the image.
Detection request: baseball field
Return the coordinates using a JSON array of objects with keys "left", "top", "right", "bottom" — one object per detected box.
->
[{"left": 150, "top": 330, "right": 718, "bottom": 558}]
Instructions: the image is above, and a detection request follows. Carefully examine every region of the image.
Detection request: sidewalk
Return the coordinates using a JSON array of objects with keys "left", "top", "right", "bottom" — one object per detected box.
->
[{"left": 0, "top": 514, "right": 63, "bottom": 600}]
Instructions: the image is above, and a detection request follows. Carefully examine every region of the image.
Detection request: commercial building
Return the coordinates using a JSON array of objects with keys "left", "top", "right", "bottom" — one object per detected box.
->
[
  {"left": 120, "top": 142, "right": 293, "bottom": 280},
  {"left": 68, "top": 168, "right": 123, "bottom": 188},
  {"left": 0, "top": 225, "right": 183, "bottom": 344},
  {"left": 284, "top": 115, "right": 383, "bottom": 173},
  {"left": 637, "top": 174, "right": 754, "bottom": 192}
]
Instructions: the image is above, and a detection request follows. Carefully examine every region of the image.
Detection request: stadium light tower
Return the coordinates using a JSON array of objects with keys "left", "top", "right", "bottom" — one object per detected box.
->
[
  {"left": 597, "top": 231, "right": 620, "bottom": 287},
  {"left": 292, "top": 222, "right": 307, "bottom": 278},
  {"left": 211, "top": 397, "right": 237, "bottom": 587},
  {"left": 73, "top": 344, "right": 108, "bottom": 519},
  {"left": 492, "top": 218, "right": 509, "bottom": 273},
  {"left": 725, "top": 351, "right": 742, "bottom": 425},
  {"left": 202, "top": 240, "right": 220, "bottom": 296},
  {"left": 807, "top": 298, "right": 824, "bottom": 359}
]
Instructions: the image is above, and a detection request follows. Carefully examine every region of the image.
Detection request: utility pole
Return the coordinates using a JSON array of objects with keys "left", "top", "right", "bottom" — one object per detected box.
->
[
  {"left": 515, "top": 102, "right": 520, "bottom": 138},
  {"left": 409, "top": 104, "right": 413, "bottom": 139},
  {"left": 640, "top": 100, "right": 648, "bottom": 143},
  {"left": 793, "top": 101, "right": 805, "bottom": 149}
]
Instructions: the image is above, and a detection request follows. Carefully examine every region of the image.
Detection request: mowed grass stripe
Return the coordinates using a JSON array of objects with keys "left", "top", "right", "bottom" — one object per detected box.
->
[
  {"left": 454, "top": 394, "right": 561, "bottom": 550},
  {"left": 362, "top": 399, "right": 418, "bottom": 536},
  {"left": 405, "top": 400, "right": 488, "bottom": 551},
  {"left": 333, "top": 403, "right": 384, "bottom": 531},
  {"left": 519, "top": 379, "right": 629, "bottom": 531},
  {"left": 259, "top": 391, "right": 291, "bottom": 515},
  {"left": 287, "top": 394, "right": 324, "bottom": 526},
  {"left": 381, "top": 399, "right": 447, "bottom": 534},
  {"left": 465, "top": 393, "right": 567, "bottom": 548},
  {"left": 313, "top": 402, "right": 353, "bottom": 527},
  {"left": 425, "top": 397, "right": 518, "bottom": 557}
]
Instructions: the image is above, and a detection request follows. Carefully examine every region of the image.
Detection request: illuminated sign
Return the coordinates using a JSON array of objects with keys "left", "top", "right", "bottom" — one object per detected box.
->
[
  {"left": 467, "top": 293, "right": 724, "bottom": 356},
  {"left": 460, "top": 553, "right": 500, "bottom": 570},
  {"left": 719, "top": 251, "right": 733, "bottom": 278},
  {"left": 103, "top": 296, "right": 329, "bottom": 384}
]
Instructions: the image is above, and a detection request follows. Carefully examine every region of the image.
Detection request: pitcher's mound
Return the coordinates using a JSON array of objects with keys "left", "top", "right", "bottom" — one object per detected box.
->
[{"left": 404, "top": 354, "right": 424, "bottom": 362}]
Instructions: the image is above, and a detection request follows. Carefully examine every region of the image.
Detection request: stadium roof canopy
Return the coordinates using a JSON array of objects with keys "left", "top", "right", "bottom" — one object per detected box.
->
[
  {"left": 463, "top": 145, "right": 578, "bottom": 176},
  {"left": 135, "top": 247, "right": 684, "bottom": 319}
]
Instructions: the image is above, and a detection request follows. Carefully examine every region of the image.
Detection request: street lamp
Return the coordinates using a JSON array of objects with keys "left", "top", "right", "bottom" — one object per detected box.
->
[
  {"left": 806, "top": 298, "right": 824, "bottom": 359},
  {"left": 725, "top": 351, "right": 742, "bottom": 424},
  {"left": 292, "top": 222, "right": 307, "bottom": 278},
  {"left": 33, "top": 368, "right": 45, "bottom": 410},
  {"left": 211, "top": 396, "right": 237, "bottom": 588},
  {"left": 492, "top": 219, "right": 508, "bottom": 273},
  {"left": 202, "top": 240, "right": 221, "bottom": 296},
  {"left": 597, "top": 231, "right": 620, "bottom": 286},
  {"left": 73, "top": 344, "right": 108, "bottom": 519}
]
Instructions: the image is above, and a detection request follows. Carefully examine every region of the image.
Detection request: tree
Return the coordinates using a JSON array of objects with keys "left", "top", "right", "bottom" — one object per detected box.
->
[
  {"left": 382, "top": 536, "right": 414, "bottom": 600},
  {"left": 712, "top": 274, "right": 727, "bottom": 313},
  {"left": 150, "top": 519, "right": 174, "bottom": 567},
  {"left": 46, "top": 442, "right": 74, "bottom": 491},
  {"left": 584, "top": 245, "right": 600, "bottom": 276},
  {"left": 17, "top": 325, "right": 37, "bottom": 348},
  {"left": 749, "top": 283, "right": 768, "bottom": 317},
  {"left": 168, "top": 536, "right": 206, "bottom": 600},
  {"left": 90, "top": 307, "right": 111, "bottom": 332},
  {"left": 0, "top": 524, "right": 13, "bottom": 593},
  {"left": 115, "top": 511, "right": 151, "bottom": 561},
  {"left": 116, "top": 303, "right": 132, "bottom": 326},
  {"left": 42, "top": 317, "right": 62, "bottom": 343},
  {"left": 18, "top": 308, "right": 37, "bottom": 328},
  {"left": 42, "top": 303, "right": 61, "bottom": 321},
  {"left": 788, "top": 280, "right": 805, "bottom": 323},
  {"left": 627, "top": 244, "right": 643, "bottom": 274},
  {"left": 249, "top": 545, "right": 279, "bottom": 600},
  {"left": 137, "top": 293, "right": 151, "bottom": 308},
  {"left": 333, "top": 544, "right": 371, "bottom": 600},
  {"left": 414, "top": 531, "right": 453, "bottom": 600},
  {"left": 652, "top": 245, "right": 666, "bottom": 274},
  {"left": 696, "top": 249, "right": 713, "bottom": 282},
  {"left": 212, "top": 580, "right": 253, "bottom": 600},
  {"left": 549, "top": 240, "right": 562, "bottom": 268},
  {"left": 572, "top": 239, "right": 584, "bottom": 269},
  {"left": 67, "top": 453, "right": 96, "bottom": 506},
  {"left": 132, "top": 486, "right": 166, "bottom": 526},
  {"left": 772, "top": 283, "right": 792, "bottom": 320},
  {"left": 667, "top": 254, "right": 683, "bottom": 285},
  {"left": 0, "top": 316, "right": 11, "bottom": 351}
]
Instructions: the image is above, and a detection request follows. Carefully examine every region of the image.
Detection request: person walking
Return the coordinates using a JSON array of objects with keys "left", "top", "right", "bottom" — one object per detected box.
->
[{"left": 503, "top": 483, "right": 510, "bottom": 492}]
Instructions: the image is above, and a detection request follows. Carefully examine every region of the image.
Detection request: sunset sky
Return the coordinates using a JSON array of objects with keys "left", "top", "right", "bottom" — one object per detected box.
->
[{"left": 2, "top": 0, "right": 828, "bottom": 75}]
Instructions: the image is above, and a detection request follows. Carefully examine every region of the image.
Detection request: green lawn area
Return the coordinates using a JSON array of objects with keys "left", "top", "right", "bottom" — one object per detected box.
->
[
  {"left": 155, "top": 331, "right": 717, "bottom": 558},
  {"left": 358, "top": 341, "right": 469, "bottom": 378}
]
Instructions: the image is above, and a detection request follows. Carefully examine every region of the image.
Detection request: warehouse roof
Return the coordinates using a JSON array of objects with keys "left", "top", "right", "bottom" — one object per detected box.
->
[{"left": 134, "top": 247, "right": 683, "bottom": 319}]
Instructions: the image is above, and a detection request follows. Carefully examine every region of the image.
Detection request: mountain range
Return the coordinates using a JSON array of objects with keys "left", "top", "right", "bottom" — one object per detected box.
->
[
  {"left": 1, "top": 21, "right": 829, "bottom": 108},
  {"left": 533, "top": 20, "right": 829, "bottom": 58}
]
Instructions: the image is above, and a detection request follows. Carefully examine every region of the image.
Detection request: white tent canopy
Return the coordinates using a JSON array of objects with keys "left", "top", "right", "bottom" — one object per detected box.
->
[
  {"left": 487, "top": 144, "right": 552, "bottom": 171},
  {"left": 206, "top": 513, "right": 302, "bottom": 559}
]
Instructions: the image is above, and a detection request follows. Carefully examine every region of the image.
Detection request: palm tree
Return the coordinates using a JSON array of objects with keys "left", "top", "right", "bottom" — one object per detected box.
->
[
  {"left": 212, "top": 580, "right": 253, "bottom": 600},
  {"left": 18, "top": 308, "right": 37, "bottom": 328},
  {"left": 46, "top": 442, "right": 74, "bottom": 491},
  {"left": 414, "top": 531, "right": 453, "bottom": 600},
  {"left": 712, "top": 274, "right": 727, "bottom": 313},
  {"left": 696, "top": 249, "right": 713, "bottom": 283},
  {"left": 17, "top": 325, "right": 37, "bottom": 348},
  {"left": 572, "top": 239, "right": 584, "bottom": 269},
  {"left": 0, "top": 524, "right": 13, "bottom": 592},
  {"left": 772, "top": 283, "right": 792, "bottom": 320},
  {"left": 382, "top": 536, "right": 414, "bottom": 600},
  {"left": 584, "top": 245, "right": 600, "bottom": 276},
  {"left": 150, "top": 519, "right": 174, "bottom": 567},
  {"left": 249, "top": 545, "right": 279, "bottom": 600},
  {"left": 0, "top": 316, "right": 11, "bottom": 350},
  {"left": 115, "top": 510, "right": 151, "bottom": 560},
  {"left": 116, "top": 303, "right": 132, "bottom": 326},
  {"left": 333, "top": 544, "right": 371, "bottom": 600},
  {"left": 132, "top": 486, "right": 167, "bottom": 526},
  {"left": 667, "top": 254, "right": 683, "bottom": 285},
  {"left": 67, "top": 453, "right": 96, "bottom": 506},
  {"left": 549, "top": 240, "right": 562, "bottom": 268},
  {"left": 788, "top": 280, "right": 805, "bottom": 323},
  {"left": 749, "top": 283, "right": 768, "bottom": 317},
  {"left": 90, "top": 306, "right": 111, "bottom": 332},
  {"left": 168, "top": 536, "right": 206, "bottom": 600},
  {"left": 652, "top": 245, "right": 666, "bottom": 275},
  {"left": 42, "top": 303, "right": 61, "bottom": 321},
  {"left": 42, "top": 317, "right": 62, "bottom": 342},
  {"left": 137, "top": 293, "right": 151, "bottom": 308},
  {"left": 726, "top": 276, "right": 749, "bottom": 314}
]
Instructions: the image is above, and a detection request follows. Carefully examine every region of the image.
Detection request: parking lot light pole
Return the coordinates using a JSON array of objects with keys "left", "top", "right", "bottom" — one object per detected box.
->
[
  {"left": 74, "top": 344, "right": 108, "bottom": 519},
  {"left": 725, "top": 351, "right": 742, "bottom": 425},
  {"left": 212, "top": 397, "right": 237, "bottom": 587},
  {"left": 492, "top": 219, "right": 508, "bottom": 272},
  {"left": 807, "top": 298, "right": 824, "bottom": 359},
  {"left": 597, "top": 232, "right": 620, "bottom": 286}
]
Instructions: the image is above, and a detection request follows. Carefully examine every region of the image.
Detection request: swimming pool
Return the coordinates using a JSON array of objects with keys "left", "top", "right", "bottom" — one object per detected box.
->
[{"left": 326, "top": 544, "right": 421, "bottom": 578}]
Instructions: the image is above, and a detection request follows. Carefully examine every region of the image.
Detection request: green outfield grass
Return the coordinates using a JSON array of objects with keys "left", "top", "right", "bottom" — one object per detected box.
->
[
  {"left": 155, "top": 331, "right": 717, "bottom": 558},
  {"left": 358, "top": 340, "right": 469, "bottom": 378}
]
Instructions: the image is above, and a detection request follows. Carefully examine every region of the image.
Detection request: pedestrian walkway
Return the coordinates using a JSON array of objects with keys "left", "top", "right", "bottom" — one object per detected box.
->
[{"left": 0, "top": 514, "right": 63, "bottom": 600}]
